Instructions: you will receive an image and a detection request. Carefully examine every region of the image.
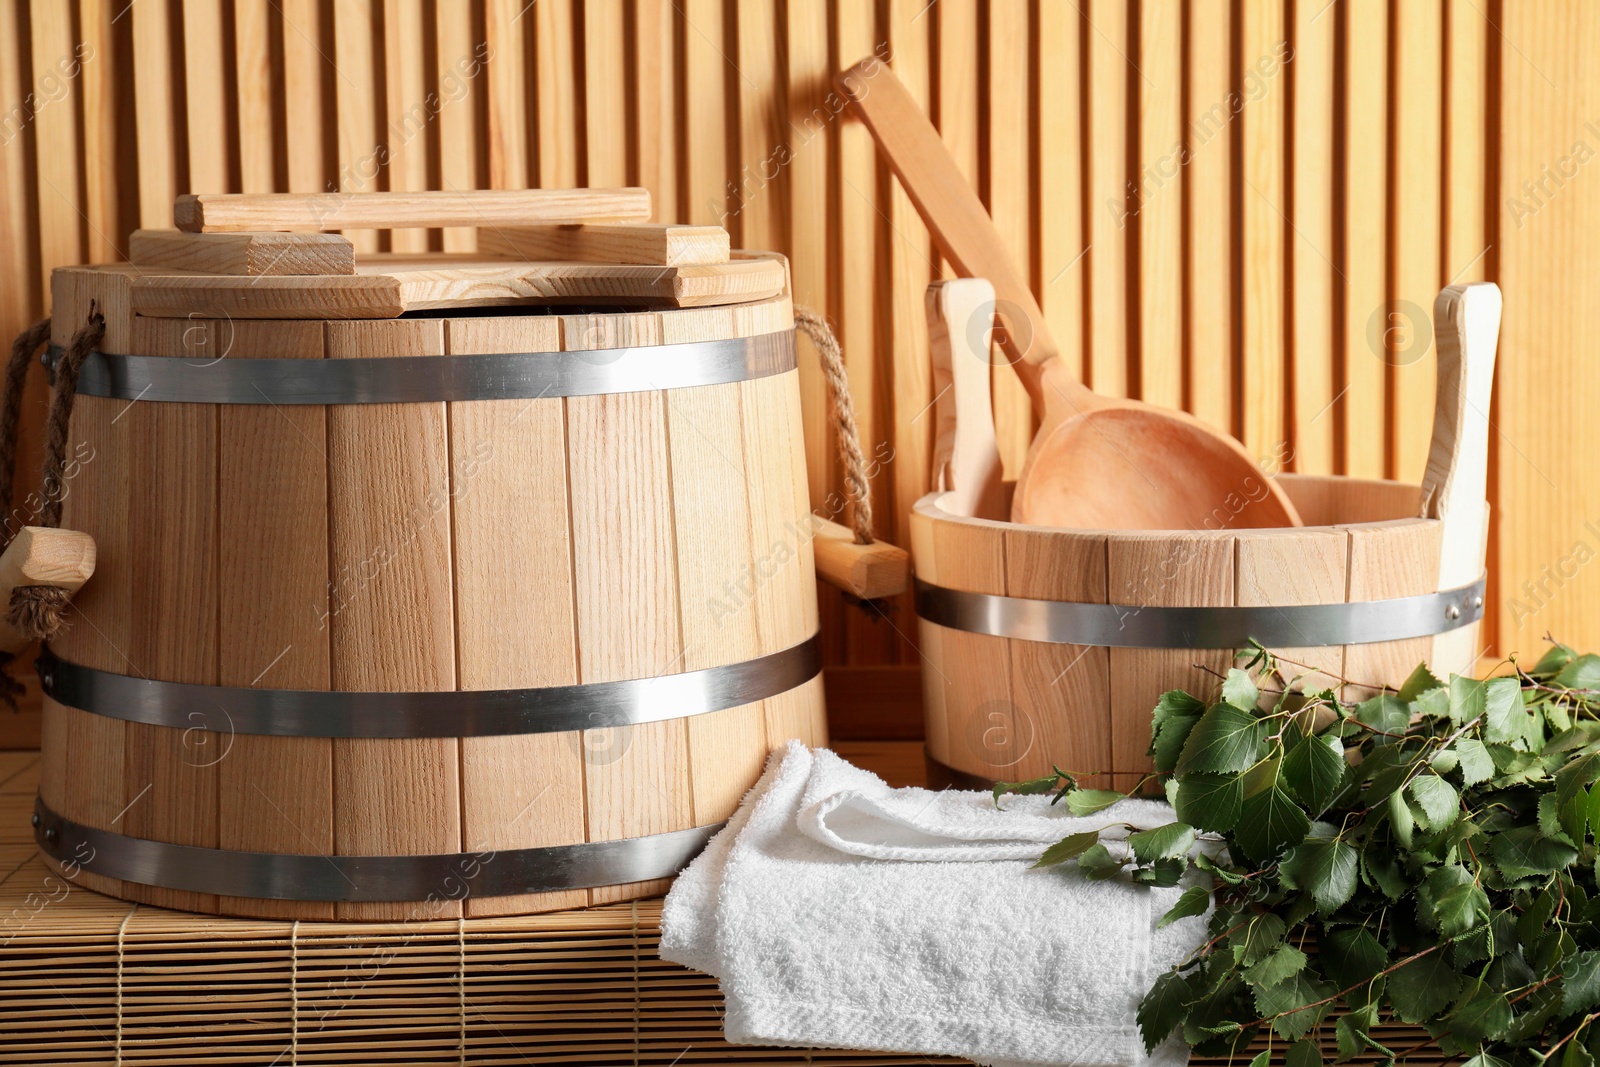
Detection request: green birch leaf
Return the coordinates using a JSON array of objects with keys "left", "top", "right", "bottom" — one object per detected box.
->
[
  {"left": 1151, "top": 691, "right": 1207, "bottom": 773},
  {"left": 1285, "top": 1038, "right": 1323, "bottom": 1067},
  {"left": 1174, "top": 773, "right": 1244, "bottom": 833},
  {"left": 1408, "top": 774, "right": 1459, "bottom": 829},
  {"left": 1455, "top": 738, "right": 1495, "bottom": 785},
  {"left": 1556, "top": 653, "right": 1600, "bottom": 689},
  {"left": 1158, "top": 885, "right": 1211, "bottom": 928},
  {"left": 1177, "top": 703, "right": 1265, "bottom": 776},
  {"left": 1032, "top": 830, "right": 1100, "bottom": 869},
  {"left": 1356, "top": 694, "right": 1409, "bottom": 743},
  {"left": 1388, "top": 788, "right": 1416, "bottom": 849},
  {"left": 1253, "top": 972, "right": 1334, "bottom": 1041},
  {"left": 1450, "top": 674, "right": 1488, "bottom": 726},
  {"left": 1234, "top": 780, "right": 1310, "bottom": 862},
  {"left": 1136, "top": 969, "right": 1192, "bottom": 1053},
  {"left": 1490, "top": 824, "right": 1579, "bottom": 878},
  {"left": 1335, "top": 1011, "right": 1371, "bottom": 1060},
  {"left": 1064, "top": 789, "right": 1124, "bottom": 817},
  {"left": 1557, "top": 749, "right": 1600, "bottom": 804},
  {"left": 1232, "top": 912, "right": 1288, "bottom": 966},
  {"left": 1362, "top": 845, "right": 1409, "bottom": 899},
  {"left": 1280, "top": 838, "right": 1359, "bottom": 914},
  {"left": 1399, "top": 662, "right": 1444, "bottom": 702},
  {"left": 1534, "top": 642, "right": 1577, "bottom": 677},
  {"left": 1418, "top": 865, "right": 1489, "bottom": 938},
  {"left": 1222, "top": 668, "right": 1260, "bottom": 711},
  {"left": 1485, "top": 676, "right": 1525, "bottom": 743},
  {"left": 1387, "top": 950, "right": 1463, "bottom": 1023},
  {"left": 1322, "top": 926, "right": 1388, "bottom": 991},
  {"left": 1129, "top": 822, "right": 1197, "bottom": 864},
  {"left": 1077, "top": 842, "right": 1124, "bottom": 879},
  {"left": 1562, "top": 950, "right": 1600, "bottom": 1015},
  {"left": 1243, "top": 943, "right": 1308, "bottom": 988},
  {"left": 1446, "top": 980, "right": 1512, "bottom": 1043},
  {"left": 1283, "top": 735, "right": 1346, "bottom": 815},
  {"left": 992, "top": 772, "right": 1060, "bottom": 807}
]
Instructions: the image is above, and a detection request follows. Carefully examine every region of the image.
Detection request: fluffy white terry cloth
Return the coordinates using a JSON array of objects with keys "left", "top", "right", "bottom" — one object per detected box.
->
[{"left": 660, "top": 742, "right": 1210, "bottom": 1067}]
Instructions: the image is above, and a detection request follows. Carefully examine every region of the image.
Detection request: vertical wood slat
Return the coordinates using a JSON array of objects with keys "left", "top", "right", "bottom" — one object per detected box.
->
[
  {"left": 80, "top": 0, "right": 120, "bottom": 262},
  {"left": 581, "top": 0, "right": 627, "bottom": 188},
  {"left": 679, "top": 0, "right": 725, "bottom": 226},
  {"left": 631, "top": 0, "right": 677, "bottom": 221},
  {"left": 1035, "top": 0, "right": 1084, "bottom": 384},
  {"left": 562, "top": 311, "right": 693, "bottom": 906},
  {"left": 434, "top": 0, "right": 480, "bottom": 250},
  {"left": 534, "top": 0, "right": 577, "bottom": 189},
  {"left": 1138, "top": 0, "right": 1183, "bottom": 413},
  {"left": 182, "top": 0, "right": 229, "bottom": 194},
  {"left": 333, "top": 0, "right": 380, "bottom": 252},
  {"left": 234, "top": 0, "right": 275, "bottom": 194},
  {"left": 30, "top": 0, "right": 84, "bottom": 289},
  {"left": 1288, "top": 0, "right": 1335, "bottom": 477},
  {"left": 120, "top": 316, "right": 219, "bottom": 914},
  {"left": 1342, "top": 0, "right": 1388, "bottom": 480},
  {"left": 382, "top": 0, "right": 430, "bottom": 253},
  {"left": 1086, "top": 0, "right": 1129, "bottom": 400},
  {"left": 986, "top": 0, "right": 1033, "bottom": 479},
  {"left": 1237, "top": 0, "right": 1285, "bottom": 462},
  {"left": 1186, "top": 0, "right": 1234, "bottom": 436},
  {"left": 281, "top": 0, "right": 327, "bottom": 193},
  {"left": 446, "top": 316, "right": 587, "bottom": 917},
  {"left": 484, "top": 0, "right": 528, "bottom": 192},
  {"left": 1388, "top": 0, "right": 1442, "bottom": 485},
  {"left": 326, "top": 319, "right": 460, "bottom": 921},
  {"left": 132, "top": 0, "right": 176, "bottom": 227},
  {"left": 216, "top": 320, "right": 331, "bottom": 920}
]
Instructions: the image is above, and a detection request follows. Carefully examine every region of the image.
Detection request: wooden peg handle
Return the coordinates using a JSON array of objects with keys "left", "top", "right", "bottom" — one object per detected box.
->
[
  {"left": 928, "top": 278, "right": 1006, "bottom": 520},
  {"left": 1422, "top": 282, "right": 1501, "bottom": 676},
  {"left": 812, "top": 516, "right": 909, "bottom": 600},
  {"left": 174, "top": 189, "right": 653, "bottom": 233},
  {"left": 0, "top": 527, "right": 96, "bottom": 654}
]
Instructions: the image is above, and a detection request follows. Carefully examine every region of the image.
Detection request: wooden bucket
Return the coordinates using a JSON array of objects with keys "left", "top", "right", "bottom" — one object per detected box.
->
[
  {"left": 912, "top": 475, "right": 1483, "bottom": 791},
  {"left": 31, "top": 213, "right": 855, "bottom": 920}
]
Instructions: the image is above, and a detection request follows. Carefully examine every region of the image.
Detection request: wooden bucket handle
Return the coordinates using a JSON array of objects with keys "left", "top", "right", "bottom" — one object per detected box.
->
[{"left": 927, "top": 278, "right": 1006, "bottom": 521}]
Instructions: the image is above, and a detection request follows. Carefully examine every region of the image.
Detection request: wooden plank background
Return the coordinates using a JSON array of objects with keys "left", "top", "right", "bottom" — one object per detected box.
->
[{"left": 0, "top": 0, "right": 1588, "bottom": 746}]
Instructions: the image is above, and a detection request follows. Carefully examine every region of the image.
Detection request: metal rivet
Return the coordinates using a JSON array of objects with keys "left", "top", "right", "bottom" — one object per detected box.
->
[
  {"left": 1473, "top": 596, "right": 1484, "bottom": 610},
  {"left": 30, "top": 813, "right": 40, "bottom": 828},
  {"left": 1446, "top": 604, "right": 1462, "bottom": 620},
  {"left": 40, "top": 671, "right": 52, "bottom": 690},
  {"left": 43, "top": 827, "right": 58, "bottom": 844}
]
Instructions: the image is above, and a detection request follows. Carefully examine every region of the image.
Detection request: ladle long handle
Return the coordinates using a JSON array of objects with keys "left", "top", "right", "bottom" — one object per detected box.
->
[{"left": 835, "top": 57, "right": 1053, "bottom": 412}]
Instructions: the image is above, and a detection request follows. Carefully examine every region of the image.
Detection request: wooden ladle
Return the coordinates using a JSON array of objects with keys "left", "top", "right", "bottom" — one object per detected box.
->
[{"left": 837, "top": 58, "right": 1301, "bottom": 532}]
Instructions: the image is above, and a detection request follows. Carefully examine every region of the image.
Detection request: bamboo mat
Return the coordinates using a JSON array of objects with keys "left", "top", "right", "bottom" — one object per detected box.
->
[{"left": 0, "top": 748, "right": 1447, "bottom": 1065}]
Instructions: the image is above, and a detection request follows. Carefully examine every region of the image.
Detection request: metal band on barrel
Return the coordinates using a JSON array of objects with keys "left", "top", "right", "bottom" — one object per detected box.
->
[
  {"left": 45, "top": 329, "right": 794, "bottom": 404},
  {"left": 33, "top": 798, "right": 719, "bottom": 901},
  {"left": 37, "top": 634, "right": 820, "bottom": 738},
  {"left": 915, "top": 575, "right": 1486, "bottom": 649}
]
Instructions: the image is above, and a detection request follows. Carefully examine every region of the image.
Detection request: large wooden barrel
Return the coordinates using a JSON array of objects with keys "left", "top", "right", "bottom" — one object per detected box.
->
[
  {"left": 912, "top": 473, "right": 1485, "bottom": 792},
  {"left": 35, "top": 260, "right": 827, "bottom": 920}
]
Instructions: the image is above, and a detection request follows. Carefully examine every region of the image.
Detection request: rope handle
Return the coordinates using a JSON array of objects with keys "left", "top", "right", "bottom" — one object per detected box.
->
[
  {"left": 0, "top": 311, "right": 104, "bottom": 652},
  {"left": 793, "top": 306, "right": 876, "bottom": 547}
]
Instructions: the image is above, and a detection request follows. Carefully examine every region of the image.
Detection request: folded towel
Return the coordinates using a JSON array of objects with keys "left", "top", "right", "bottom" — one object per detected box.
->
[{"left": 660, "top": 742, "right": 1209, "bottom": 1067}]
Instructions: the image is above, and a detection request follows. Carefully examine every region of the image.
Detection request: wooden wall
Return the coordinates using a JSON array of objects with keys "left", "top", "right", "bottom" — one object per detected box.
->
[{"left": 0, "top": 0, "right": 1590, "bottom": 743}]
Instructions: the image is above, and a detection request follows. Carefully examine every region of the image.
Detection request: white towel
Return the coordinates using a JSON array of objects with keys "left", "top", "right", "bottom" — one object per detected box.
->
[{"left": 660, "top": 742, "right": 1209, "bottom": 1067}]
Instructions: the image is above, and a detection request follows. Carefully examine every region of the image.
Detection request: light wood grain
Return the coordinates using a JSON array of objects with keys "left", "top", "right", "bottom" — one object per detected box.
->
[
  {"left": 1291, "top": 0, "right": 1336, "bottom": 476},
  {"left": 332, "top": 0, "right": 380, "bottom": 253},
  {"left": 215, "top": 319, "right": 330, "bottom": 920},
  {"left": 564, "top": 311, "right": 692, "bottom": 905},
  {"left": 478, "top": 223, "right": 730, "bottom": 265},
  {"left": 130, "top": 230, "right": 357, "bottom": 275},
  {"left": 681, "top": 0, "right": 727, "bottom": 226},
  {"left": 810, "top": 516, "right": 910, "bottom": 600},
  {"left": 281, "top": 0, "right": 325, "bottom": 195},
  {"left": 1235, "top": 527, "right": 1348, "bottom": 689},
  {"left": 435, "top": 0, "right": 481, "bottom": 251},
  {"left": 325, "top": 318, "right": 459, "bottom": 921},
  {"left": 1343, "top": 0, "right": 1388, "bottom": 480},
  {"left": 446, "top": 315, "right": 586, "bottom": 917},
  {"left": 1238, "top": 0, "right": 1286, "bottom": 461},
  {"left": 381, "top": 0, "right": 431, "bottom": 254},
  {"left": 1139, "top": 0, "right": 1183, "bottom": 412},
  {"left": 30, "top": 0, "right": 82, "bottom": 292},
  {"left": 120, "top": 316, "right": 219, "bottom": 913},
  {"left": 128, "top": 255, "right": 787, "bottom": 318},
  {"left": 174, "top": 189, "right": 653, "bottom": 233},
  {"left": 131, "top": 0, "right": 175, "bottom": 228},
  {"left": 535, "top": 0, "right": 578, "bottom": 189},
  {"left": 1343, "top": 519, "right": 1443, "bottom": 697},
  {"left": 1186, "top": 0, "right": 1234, "bottom": 436},
  {"left": 582, "top": 0, "right": 627, "bottom": 189},
  {"left": 233, "top": 0, "right": 274, "bottom": 194},
  {"left": 1108, "top": 532, "right": 1234, "bottom": 792},
  {"left": 181, "top": 0, "right": 228, "bottom": 195},
  {"left": 927, "top": 277, "right": 1005, "bottom": 520},
  {"left": 1086, "top": 0, "right": 1129, "bottom": 399},
  {"left": 986, "top": 0, "right": 1034, "bottom": 478},
  {"left": 662, "top": 307, "right": 768, "bottom": 827},
  {"left": 1004, "top": 523, "right": 1112, "bottom": 786}
]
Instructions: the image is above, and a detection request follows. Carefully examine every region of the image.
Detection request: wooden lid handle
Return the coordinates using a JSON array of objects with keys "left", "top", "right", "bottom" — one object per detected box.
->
[
  {"left": 174, "top": 189, "right": 654, "bottom": 233},
  {"left": 835, "top": 57, "right": 1053, "bottom": 412}
]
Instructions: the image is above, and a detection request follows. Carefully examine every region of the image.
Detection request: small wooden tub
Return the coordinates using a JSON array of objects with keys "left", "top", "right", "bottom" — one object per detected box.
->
[
  {"left": 35, "top": 260, "right": 828, "bottom": 919},
  {"left": 911, "top": 474, "right": 1486, "bottom": 792}
]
